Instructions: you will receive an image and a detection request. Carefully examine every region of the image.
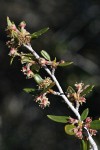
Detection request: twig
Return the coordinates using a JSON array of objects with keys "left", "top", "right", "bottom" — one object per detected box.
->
[
  {"left": 76, "top": 101, "right": 80, "bottom": 111},
  {"left": 24, "top": 44, "right": 81, "bottom": 120},
  {"left": 84, "top": 127, "right": 98, "bottom": 150},
  {"left": 51, "top": 68, "right": 55, "bottom": 75}
]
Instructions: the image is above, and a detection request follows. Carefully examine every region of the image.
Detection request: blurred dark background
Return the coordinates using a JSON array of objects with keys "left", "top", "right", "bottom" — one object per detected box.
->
[{"left": 0, "top": 0, "right": 100, "bottom": 149}]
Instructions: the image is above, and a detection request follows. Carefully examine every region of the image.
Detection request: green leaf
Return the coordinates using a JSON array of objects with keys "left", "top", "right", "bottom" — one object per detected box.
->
[
  {"left": 31, "top": 64, "right": 40, "bottom": 72},
  {"left": 34, "top": 74, "right": 43, "bottom": 84},
  {"left": 47, "top": 115, "right": 69, "bottom": 123},
  {"left": 21, "top": 56, "right": 32, "bottom": 64},
  {"left": 41, "top": 50, "right": 51, "bottom": 61},
  {"left": 21, "top": 53, "right": 36, "bottom": 64},
  {"left": 81, "top": 140, "right": 89, "bottom": 150},
  {"left": 81, "top": 85, "right": 94, "bottom": 96},
  {"left": 54, "top": 57, "right": 56, "bottom": 62},
  {"left": 7, "top": 16, "right": 12, "bottom": 26},
  {"left": 31, "top": 27, "right": 49, "bottom": 39},
  {"left": 65, "top": 124, "right": 75, "bottom": 135},
  {"left": 23, "top": 88, "right": 42, "bottom": 96},
  {"left": 90, "top": 120, "right": 100, "bottom": 130},
  {"left": 21, "top": 53, "right": 35, "bottom": 58},
  {"left": 67, "top": 86, "right": 75, "bottom": 94},
  {"left": 23, "top": 88, "right": 36, "bottom": 93},
  {"left": 40, "top": 82, "right": 55, "bottom": 94},
  {"left": 10, "top": 57, "right": 14, "bottom": 65},
  {"left": 58, "top": 61, "right": 73, "bottom": 67},
  {"left": 81, "top": 108, "right": 89, "bottom": 121}
]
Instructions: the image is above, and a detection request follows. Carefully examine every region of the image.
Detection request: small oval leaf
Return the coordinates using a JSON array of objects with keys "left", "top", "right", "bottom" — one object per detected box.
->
[
  {"left": 90, "top": 120, "right": 100, "bottom": 130},
  {"left": 21, "top": 53, "right": 35, "bottom": 58},
  {"left": 81, "top": 140, "right": 89, "bottom": 150},
  {"left": 65, "top": 124, "right": 75, "bottom": 135},
  {"left": 81, "top": 85, "right": 94, "bottom": 96},
  {"left": 34, "top": 74, "right": 43, "bottom": 84},
  {"left": 23, "top": 88, "right": 36, "bottom": 93},
  {"left": 21, "top": 56, "right": 32, "bottom": 64},
  {"left": 31, "top": 64, "right": 40, "bottom": 72},
  {"left": 67, "top": 86, "right": 75, "bottom": 94},
  {"left": 58, "top": 61, "right": 73, "bottom": 67},
  {"left": 31, "top": 27, "right": 49, "bottom": 39},
  {"left": 7, "top": 16, "right": 12, "bottom": 26},
  {"left": 10, "top": 57, "right": 14, "bottom": 65},
  {"left": 81, "top": 108, "right": 89, "bottom": 121},
  {"left": 41, "top": 50, "right": 51, "bottom": 61},
  {"left": 47, "top": 115, "right": 69, "bottom": 123}
]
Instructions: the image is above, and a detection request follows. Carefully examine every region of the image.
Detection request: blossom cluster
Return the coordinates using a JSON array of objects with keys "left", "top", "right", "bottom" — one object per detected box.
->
[
  {"left": 34, "top": 77, "right": 53, "bottom": 108},
  {"left": 68, "top": 117, "right": 97, "bottom": 139},
  {"left": 6, "top": 17, "right": 31, "bottom": 56},
  {"left": 67, "top": 82, "right": 89, "bottom": 104},
  {"left": 22, "top": 63, "right": 34, "bottom": 79},
  {"left": 35, "top": 93, "right": 50, "bottom": 108}
]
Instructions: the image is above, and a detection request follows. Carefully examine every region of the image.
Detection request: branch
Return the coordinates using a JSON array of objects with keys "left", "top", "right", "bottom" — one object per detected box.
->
[
  {"left": 76, "top": 101, "right": 80, "bottom": 111},
  {"left": 24, "top": 44, "right": 81, "bottom": 120},
  {"left": 24, "top": 44, "right": 98, "bottom": 150},
  {"left": 84, "top": 127, "right": 98, "bottom": 150}
]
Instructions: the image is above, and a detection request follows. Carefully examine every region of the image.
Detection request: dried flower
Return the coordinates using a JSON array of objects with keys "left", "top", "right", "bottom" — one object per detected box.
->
[
  {"left": 39, "top": 77, "right": 52, "bottom": 89},
  {"left": 16, "top": 30, "right": 31, "bottom": 46}
]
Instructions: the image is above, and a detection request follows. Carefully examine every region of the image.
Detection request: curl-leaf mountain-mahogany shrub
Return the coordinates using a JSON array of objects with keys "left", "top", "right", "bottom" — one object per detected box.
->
[{"left": 6, "top": 17, "right": 100, "bottom": 150}]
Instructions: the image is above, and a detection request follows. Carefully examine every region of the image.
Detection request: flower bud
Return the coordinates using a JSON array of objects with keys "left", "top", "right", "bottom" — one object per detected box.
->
[
  {"left": 9, "top": 48, "right": 17, "bottom": 56},
  {"left": 19, "top": 21, "right": 26, "bottom": 28}
]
